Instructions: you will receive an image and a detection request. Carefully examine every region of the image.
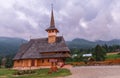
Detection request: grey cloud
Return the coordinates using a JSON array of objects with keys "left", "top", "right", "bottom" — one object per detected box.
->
[{"left": 0, "top": 0, "right": 120, "bottom": 41}]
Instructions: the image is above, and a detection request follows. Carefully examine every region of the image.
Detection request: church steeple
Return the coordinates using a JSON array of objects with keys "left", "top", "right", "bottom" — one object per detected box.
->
[
  {"left": 50, "top": 6, "right": 55, "bottom": 27},
  {"left": 46, "top": 5, "right": 59, "bottom": 43},
  {"left": 46, "top": 5, "right": 59, "bottom": 32}
]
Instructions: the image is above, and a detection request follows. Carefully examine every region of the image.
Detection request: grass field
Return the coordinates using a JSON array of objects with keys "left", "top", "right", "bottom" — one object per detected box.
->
[
  {"left": 106, "top": 53, "right": 120, "bottom": 60},
  {"left": 0, "top": 68, "right": 71, "bottom": 78}
]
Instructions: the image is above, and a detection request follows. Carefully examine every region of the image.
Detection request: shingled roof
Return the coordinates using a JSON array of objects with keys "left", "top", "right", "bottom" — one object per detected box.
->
[
  {"left": 45, "top": 26, "right": 59, "bottom": 32},
  {"left": 13, "top": 36, "right": 70, "bottom": 60}
]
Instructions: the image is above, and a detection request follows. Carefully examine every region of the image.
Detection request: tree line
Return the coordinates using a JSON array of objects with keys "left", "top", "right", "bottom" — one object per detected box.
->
[
  {"left": 66, "top": 44, "right": 120, "bottom": 62},
  {"left": 0, "top": 54, "right": 14, "bottom": 68}
]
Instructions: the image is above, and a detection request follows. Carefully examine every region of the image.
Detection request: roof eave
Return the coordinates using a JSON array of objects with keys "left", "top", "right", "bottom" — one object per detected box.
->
[{"left": 45, "top": 28, "right": 59, "bottom": 32}]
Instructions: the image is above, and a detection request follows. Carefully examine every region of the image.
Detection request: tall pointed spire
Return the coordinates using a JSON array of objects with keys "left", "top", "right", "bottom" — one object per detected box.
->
[
  {"left": 45, "top": 4, "right": 59, "bottom": 33},
  {"left": 45, "top": 4, "right": 59, "bottom": 43},
  {"left": 50, "top": 4, "right": 55, "bottom": 27}
]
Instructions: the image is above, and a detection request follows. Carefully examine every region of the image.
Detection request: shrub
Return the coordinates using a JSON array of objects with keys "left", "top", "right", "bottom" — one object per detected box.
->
[{"left": 13, "top": 70, "right": 36, "bottom": 75}]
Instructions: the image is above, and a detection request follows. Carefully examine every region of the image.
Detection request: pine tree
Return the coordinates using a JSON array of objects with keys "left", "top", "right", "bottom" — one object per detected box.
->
[
  {"left": 0, "top": 57, "right": 1, "bottom": 68},
  {"left": 93, "top": 45, "right": 106, "bottom": 61}
]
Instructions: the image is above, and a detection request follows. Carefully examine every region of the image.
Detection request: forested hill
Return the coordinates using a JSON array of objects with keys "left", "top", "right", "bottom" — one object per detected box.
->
[
  {"left": 0, "top": 37, "right": 27, "bottom": 56},
  {"left": 0, "top": 37, "right": 120, "bottom": 56},
  {"left": 66, "top": 38, "right": 120, "bottom": 49}
]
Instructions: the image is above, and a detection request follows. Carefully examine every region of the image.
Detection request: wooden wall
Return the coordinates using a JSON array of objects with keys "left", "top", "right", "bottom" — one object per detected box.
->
[
  {"left": 48, "top": 36, "right": 56, "bottom": 43},
  {"left": 14, "top": 59, "right": 53, "bottom": 67}
]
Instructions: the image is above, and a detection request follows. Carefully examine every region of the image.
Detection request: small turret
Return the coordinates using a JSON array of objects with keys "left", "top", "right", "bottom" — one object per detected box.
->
[{"left": 46, "top": 5, "right": 59, "bottom": 43}]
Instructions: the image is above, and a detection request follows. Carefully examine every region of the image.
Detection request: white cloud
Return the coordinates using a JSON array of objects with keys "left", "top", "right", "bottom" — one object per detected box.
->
[
  {"left": 0, "top": 0, "right": 15, "bottom": 9},
  {"left": 79, "top": 18, "right": 88, "bottom": 29},
  {"left": 111, "top": 1, "right": 120, "bottom": 23},
  {"left": 16, "top": 11, "right": 38, "bottom": 29},
  {"left": 16, "top": 11, "right": 27, "bottom": 20}
]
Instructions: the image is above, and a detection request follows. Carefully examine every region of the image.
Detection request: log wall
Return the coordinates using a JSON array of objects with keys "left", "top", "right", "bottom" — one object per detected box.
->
[{"left": 14, "top": 59, "right": 55, "bottom": 67}]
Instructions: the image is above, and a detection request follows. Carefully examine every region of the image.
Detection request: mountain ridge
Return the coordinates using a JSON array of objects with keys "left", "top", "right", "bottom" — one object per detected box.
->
[
  {"left": 0, "top": 37, "right": 27, "bottom": 56},
  {"left": 66, "top": 38, "right": 120, "bottom": 49},
  {"left": 0, "top": 37, "right": 120, "bottom": 56}
]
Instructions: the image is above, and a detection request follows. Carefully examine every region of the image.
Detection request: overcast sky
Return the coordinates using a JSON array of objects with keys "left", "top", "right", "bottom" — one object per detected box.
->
[{"left": 0, "top": 0, "right": 120, "bottom": 41}]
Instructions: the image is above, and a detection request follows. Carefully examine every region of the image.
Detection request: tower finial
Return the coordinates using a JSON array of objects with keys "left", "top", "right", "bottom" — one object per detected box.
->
[{"left": 50, "top": 3, "right": 55, "bottom": 27}]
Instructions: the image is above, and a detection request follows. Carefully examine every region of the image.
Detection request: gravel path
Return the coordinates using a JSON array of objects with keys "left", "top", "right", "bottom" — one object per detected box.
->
[{"left": 64, "top": 66, "right": 120, "bottom": 78}]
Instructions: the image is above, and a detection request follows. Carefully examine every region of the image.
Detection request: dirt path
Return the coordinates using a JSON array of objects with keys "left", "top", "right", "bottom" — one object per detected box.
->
[{"left": 64, "top": 66, "right": 120, "bottom": 78}]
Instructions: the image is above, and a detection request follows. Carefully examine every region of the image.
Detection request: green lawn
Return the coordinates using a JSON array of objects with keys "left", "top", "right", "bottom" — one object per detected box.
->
[
  {"left": 106, "top": 54, "right": 120, "bottom": 60},
  {"left": 0, "top": 68, "right": 71, "bottom": 78}
]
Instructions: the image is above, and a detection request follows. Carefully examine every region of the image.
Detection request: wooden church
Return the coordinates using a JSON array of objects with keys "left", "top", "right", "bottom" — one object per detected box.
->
[{"left": 13, "top": 7, "right": 71, "bottom": 69}]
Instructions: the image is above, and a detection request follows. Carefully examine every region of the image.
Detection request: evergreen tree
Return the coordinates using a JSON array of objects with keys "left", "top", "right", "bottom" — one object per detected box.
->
[
  {"left": 1, "top": 57, "right": 7, "bottom": 68},
  {"left": 93, "top": 45, "right": 106, "bottom": 61},
  {"left": 102, "top": 44, "right": 109, "bottom": 52},
  {"left": 5, "top": 55, "right": 13, "bottom": 68},
  {"left": 0, "top": 57, "right": 2, "bottom": 68},
  {"left": 5, "top": 57, "right": 13, "bottom": 68}
]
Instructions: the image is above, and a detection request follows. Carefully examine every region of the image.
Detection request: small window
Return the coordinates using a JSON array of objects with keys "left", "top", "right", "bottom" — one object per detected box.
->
[
  {"left": 62, "top": 52, "right": 66, "bottom": 54},
  {"left": 52, "top": 30, "right": 54, "bottom": 32}
]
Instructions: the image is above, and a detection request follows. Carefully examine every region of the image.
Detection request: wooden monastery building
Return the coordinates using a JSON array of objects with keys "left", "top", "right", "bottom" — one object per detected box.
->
[{"left": 13, "top": 8, "right": 71, "bottom": 69}]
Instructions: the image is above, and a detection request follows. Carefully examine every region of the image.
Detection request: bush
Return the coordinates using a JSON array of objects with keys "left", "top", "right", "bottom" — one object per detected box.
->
[
  {"left": 117, "top": 53, "right": 120, "bottom": 55},
  {"left": 13, "top": 70, "right": 36, "bottom": 75}
]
